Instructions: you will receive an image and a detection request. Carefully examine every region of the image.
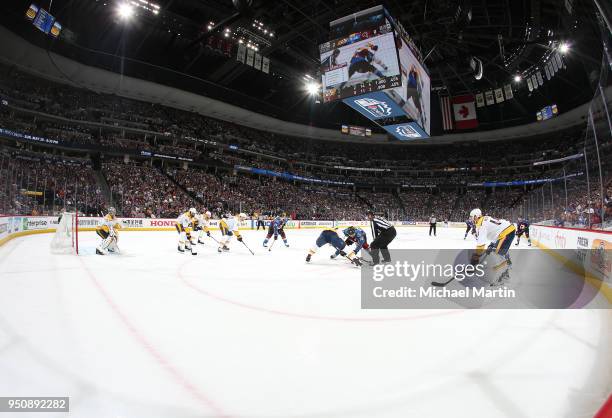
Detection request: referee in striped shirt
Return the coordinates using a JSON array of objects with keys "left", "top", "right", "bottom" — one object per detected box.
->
[{"left": 367, "top": 210, "right": 397, "bottom": 265}]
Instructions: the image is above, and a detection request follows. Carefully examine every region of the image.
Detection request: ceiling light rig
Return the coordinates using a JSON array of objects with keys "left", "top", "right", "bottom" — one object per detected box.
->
[
  {"left": 116, "top": 0, "right": 160, "bottom": 18},
  {"left": 235, "top": 24, "right": 272, "bottom": 50},
  {"left": 252, "top": 19, "right": 274, "bottom": 37}
]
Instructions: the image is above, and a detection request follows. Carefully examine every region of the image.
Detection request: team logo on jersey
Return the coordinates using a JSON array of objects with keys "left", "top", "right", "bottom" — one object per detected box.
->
[
  {"left": 395, "top": 125, "right": 420, "bottom": 138},
  {"left": 354, "top": 98, "right": 392, "bottom": 118}
]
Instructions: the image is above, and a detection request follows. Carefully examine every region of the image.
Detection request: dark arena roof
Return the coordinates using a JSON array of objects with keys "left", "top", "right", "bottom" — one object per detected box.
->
[{"left": 0, "top": 0, "right": 607, "bottom": 133}]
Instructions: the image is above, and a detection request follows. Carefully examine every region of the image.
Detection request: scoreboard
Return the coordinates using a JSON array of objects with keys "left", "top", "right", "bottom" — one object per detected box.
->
[
  {"left": 26, "top": 4, "right": 62, "bottom": 38},
  {"left": 320, "top": 5, "right": 430, "bottom": 140}
]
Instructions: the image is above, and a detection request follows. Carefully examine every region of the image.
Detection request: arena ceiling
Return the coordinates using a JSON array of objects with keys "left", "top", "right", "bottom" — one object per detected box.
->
[{"left": 0, "top": 0, "right": 607, "bottom": 134}]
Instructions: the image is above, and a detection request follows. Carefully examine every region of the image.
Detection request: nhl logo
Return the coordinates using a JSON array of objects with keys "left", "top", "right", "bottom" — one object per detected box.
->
[
  {"left": 395, "top": 125, "right": 419, "bottom": 138},
  {"left": 354, "top": 97, "right": 392, "bottom": 118}
]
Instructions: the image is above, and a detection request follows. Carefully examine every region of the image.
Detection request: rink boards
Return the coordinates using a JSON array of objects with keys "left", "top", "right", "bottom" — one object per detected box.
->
[{"left": 0, "top": 216, "right": 468, "bottom": 246}]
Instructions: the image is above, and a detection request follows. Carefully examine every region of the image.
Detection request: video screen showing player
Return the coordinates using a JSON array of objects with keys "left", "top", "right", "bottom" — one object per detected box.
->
[
  {"left": 320, "top": 30, "right": 400, "bottom": 102},
  {"left": 386, "top": 37, "right": 431, "bottom": 135}
]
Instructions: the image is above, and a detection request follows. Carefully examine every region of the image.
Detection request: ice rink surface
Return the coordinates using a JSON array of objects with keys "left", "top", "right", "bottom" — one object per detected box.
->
[{"left": 0, "top": 227, "right": 611, "bottom": 418}]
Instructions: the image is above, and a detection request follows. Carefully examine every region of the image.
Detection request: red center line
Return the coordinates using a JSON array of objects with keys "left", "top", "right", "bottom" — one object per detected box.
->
[{"left": 79, "top": 257, "right": 230, "bottom": 418}]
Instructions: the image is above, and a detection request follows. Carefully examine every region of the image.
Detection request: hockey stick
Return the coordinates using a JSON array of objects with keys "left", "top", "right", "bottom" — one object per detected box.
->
[
  {"left": 268, "top": 237, "right": 277, "bottom": 252},
  {"left": 240, "top": 239, "right": 255, "bottom": 255},
  {"left": 208, "top": 234, "right": 221, "bottom": 244},
  {"left": 340, "top": 252, "right": 362, "bottom": 267},
  {"left": 431, "top": 252, "right": 489, "bottom": 287},
  {"left": 430, "top": 276, "right": 455, "bottom": 287}
]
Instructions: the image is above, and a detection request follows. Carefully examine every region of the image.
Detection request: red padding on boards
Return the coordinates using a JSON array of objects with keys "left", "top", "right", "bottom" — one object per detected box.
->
[{"left": 595, "top": 394, "right": 612, "bottom": 418}]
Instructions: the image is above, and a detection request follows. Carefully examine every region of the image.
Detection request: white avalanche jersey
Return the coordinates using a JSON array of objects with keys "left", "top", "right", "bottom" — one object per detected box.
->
[{"left": 475, "top": 216, "right": 513, "bottom": 247}]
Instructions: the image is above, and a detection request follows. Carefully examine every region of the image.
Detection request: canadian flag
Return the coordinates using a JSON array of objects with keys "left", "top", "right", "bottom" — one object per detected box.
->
[{"left": 452, "top": 95, "right": 478, "bottom": 129}]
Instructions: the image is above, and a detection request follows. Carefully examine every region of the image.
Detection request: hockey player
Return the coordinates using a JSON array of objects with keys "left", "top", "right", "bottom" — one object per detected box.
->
[
  {"left": 306, "top": 228, "right": 361, "bottom": 266},
  {"left": 464, "top": 218, "right": 475, "bottom": 240},
  {"left": 96, "top": 207, "right": 121, "bottom": 255},
  {"left": 218, "top": 212, "right": 247, "bottom": 252},
  {"left": 331, "top": 226, "right": 369, "bottom": 260},
  {"left": 347, "top": 43, "right": 388, "bottom": 80},
  {"left": 176, "top": 208, "right": 198, "bottom": 255},
  {"left": 469, "top": 208, "right": 516, "bottom": 285},
  {"left": 195, "top": 210, "right": 213, "bottom": 244},
  {"left": 263, "top": 215, "right": 289, "bottom": 248},
  {"left": 515, "top": 217, "right": 532, "bottom": 246}
]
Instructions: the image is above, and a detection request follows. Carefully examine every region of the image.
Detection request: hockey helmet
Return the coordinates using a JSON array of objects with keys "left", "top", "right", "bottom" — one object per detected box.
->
[
  {"left": 108, "top": 207, "right": 116, "bottom": 216},
  {"left": 189, "top": 208, "right": 197, "bottom": 216},
  {"left": 346, "top": 226, "right": 356, "bottom": 236},
  {"left": 469, "top": 208, "right": 482, "bottom": 219}
]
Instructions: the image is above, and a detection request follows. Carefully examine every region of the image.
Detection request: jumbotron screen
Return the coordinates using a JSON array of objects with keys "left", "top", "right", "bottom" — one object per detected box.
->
[
  {"left": 319, "top": 26, "right": 401, "bottom": 103},
  {"left": 386, "top": 37, "right": 431, "bottom": 135}
]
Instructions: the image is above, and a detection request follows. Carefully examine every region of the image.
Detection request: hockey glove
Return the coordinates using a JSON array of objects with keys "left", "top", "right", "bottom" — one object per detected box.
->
[
  {"left": 486, "top": 243, "right": 496, "bottom": 255},
  {"left": 237, "top": 236, "right": 243, "bottom": 242},
  {"left": 339, "top": 250, "right": 347, "bottom": 257},
  {"left": 206, "top": 231, "right": 211, "bottom": 237}
]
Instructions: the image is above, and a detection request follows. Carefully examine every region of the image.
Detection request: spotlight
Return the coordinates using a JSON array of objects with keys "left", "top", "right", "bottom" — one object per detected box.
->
[
  {"left": 559, "top": 42, "right": 569, "bottom": 54},
  {"left": 117, "top": 3, "right": 135, "bottom": 20},
  {"left": 305, "top": 81, "right": 320, "bottom": 95},
  {"left": 513, "top": 75, "right": 522, "bottom": 83}
]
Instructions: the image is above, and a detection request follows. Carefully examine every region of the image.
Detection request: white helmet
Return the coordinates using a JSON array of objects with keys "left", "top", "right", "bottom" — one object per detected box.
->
[
  {"left": 238, "top": 212, "right": 247, "bottom": 219},
  {"left": 470, "top": 208, "right": 482, "bottom": 219},
  {"left": 189, "top": 208, "right": 197, "bottom": 216},
  {"left": 205, "top": 211, "right": 212, "bottom": 218}
]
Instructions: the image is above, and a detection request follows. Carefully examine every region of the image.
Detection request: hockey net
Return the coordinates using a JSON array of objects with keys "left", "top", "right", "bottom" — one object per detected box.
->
[{"left": 50, "top": 211, "right": 79, "bottom": 254}]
